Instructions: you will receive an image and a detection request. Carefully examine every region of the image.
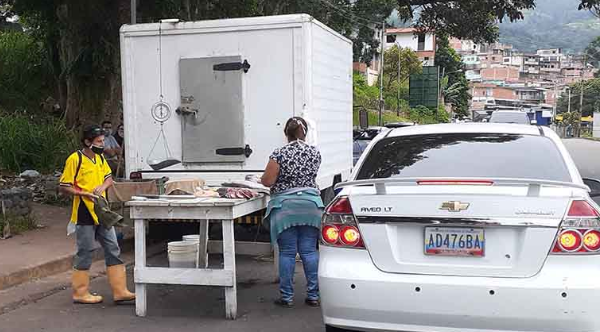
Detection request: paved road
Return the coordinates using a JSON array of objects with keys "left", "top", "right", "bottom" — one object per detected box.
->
[
  {"left": 562, "top": 138, "right": 600, "bottom": 180},
  {"left": 0, "top": 254, "right": 324, "bottom": 332}
]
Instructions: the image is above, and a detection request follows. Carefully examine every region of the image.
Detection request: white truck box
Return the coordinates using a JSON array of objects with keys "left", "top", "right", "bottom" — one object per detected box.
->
[{"left": 119, "top": 14, "right": 353, "bottom": 190}]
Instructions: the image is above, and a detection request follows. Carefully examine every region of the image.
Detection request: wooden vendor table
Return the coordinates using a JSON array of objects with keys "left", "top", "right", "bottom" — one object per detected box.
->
[{"left": 127, "top": 195, "right": 268, "bottom": 319}]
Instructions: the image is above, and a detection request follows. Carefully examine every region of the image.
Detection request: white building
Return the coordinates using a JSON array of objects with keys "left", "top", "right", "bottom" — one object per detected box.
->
[{"left": 385, "top": 28, "right": 436, "bottom": 66}]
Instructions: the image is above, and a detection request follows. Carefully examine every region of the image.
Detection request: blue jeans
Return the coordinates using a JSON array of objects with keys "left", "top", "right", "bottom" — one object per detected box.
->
[
  {"left": 277, "top": 225, "right": 319, "bottom": 302},
  {"left": 73, "top": 225, "right": 123, "bottom": 270}
]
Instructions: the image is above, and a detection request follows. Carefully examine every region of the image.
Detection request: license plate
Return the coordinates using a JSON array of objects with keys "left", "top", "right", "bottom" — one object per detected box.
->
[{"left": 424, "top": 227, "right": 485, "bottom": 257}]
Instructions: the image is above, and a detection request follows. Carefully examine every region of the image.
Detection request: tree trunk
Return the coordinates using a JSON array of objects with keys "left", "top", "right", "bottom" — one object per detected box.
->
[
  {"left": 57, "top": 3, "right": 82, "bottom": 128},
  {"left": 56, "top": 0, "right": 130, "bottom": 128}
]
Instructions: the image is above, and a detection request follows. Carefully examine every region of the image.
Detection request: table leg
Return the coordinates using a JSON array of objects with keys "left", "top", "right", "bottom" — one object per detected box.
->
[
  {"left": 222, "top": 219, "right": 237, "bottom": 319},
  {"left": 134, "top": 218, "right": 147, "bottom": 317},
  {"left": 198, "top": 220, "right": 209, "bottom": 268}
]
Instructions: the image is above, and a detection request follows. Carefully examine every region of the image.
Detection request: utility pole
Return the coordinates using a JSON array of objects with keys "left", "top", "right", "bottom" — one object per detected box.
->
[
  {"left": 131, "top": 0, "right": 136, "bottom": 24},
  {"left": 568, "top": 88, "right": 572, "bottom": 113},
  {"left": 552, "top": 81, "right": 557, "bottom": 124},
  {"left": 378, "top": 21, "right": 385, "bottom": 127},
  {"left": 579, "top": 54, "right": 587, "bottom": 114},
  {"left": 397, "top": 44, "right": 401, "bottom": 116},
  {"left": 438, "top": 67, "right": 445, "bottom": 120}
]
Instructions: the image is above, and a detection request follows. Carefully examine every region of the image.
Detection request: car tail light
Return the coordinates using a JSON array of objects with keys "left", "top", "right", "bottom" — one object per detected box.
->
[
  {"left": 322, "top": 225, "right": 339, "bottom": 245},
  {"left": 552, "top": 200, "right": 600, "bottom": 254},
  {"left": 321, "top": 196, "right": 365, "bottom": 249}
]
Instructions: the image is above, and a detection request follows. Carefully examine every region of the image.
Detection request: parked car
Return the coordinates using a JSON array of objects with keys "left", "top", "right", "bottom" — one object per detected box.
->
[
  {"left": 563, "top": 138, "right": 600, "bottom": 205},
  {"left": 353, "top": 127, "right": 388, "bottom": 165},
  {"left": 321, "top": 123, "right": 600, "bottom": 332},
  {"left": 353, "top": 123, "right": 415, "bottom": 165},
  {"left": 489, "top": 111, "right": 532, "bottom": 125}
]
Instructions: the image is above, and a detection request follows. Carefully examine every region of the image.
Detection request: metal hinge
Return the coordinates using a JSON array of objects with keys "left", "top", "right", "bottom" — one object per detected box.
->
[{"left": 213, "top": 59, "right": 251, "bottom": 73}]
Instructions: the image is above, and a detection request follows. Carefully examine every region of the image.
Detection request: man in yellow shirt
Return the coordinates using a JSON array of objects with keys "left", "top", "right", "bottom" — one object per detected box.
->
[{"left": 59, "top": 125, "right": 135, "bottom": 304}]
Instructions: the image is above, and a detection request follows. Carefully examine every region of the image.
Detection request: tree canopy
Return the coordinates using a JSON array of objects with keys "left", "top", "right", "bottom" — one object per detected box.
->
[
  {"left": 434, "top": 34, "right": 470, "bottom": 118},
  {"left": 557, "top": 78, "right": 600, "bottom": 117},
  {"left": 0, "top": 0, "right": 596, "bottom": 126}
]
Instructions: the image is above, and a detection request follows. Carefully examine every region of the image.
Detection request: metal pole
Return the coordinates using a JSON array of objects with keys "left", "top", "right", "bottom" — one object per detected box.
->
[
  {"left": 568, "top": 88, "right": 572, "bottom": 113},
  {"left": 131, "top": 0, "right": 136, "bottom": 24},
  {"left": 579, "top": 55, "right": 586, "bottom": 114},
  {"left": 438, "top": 67, "right": 445, "bottom": 119},
  {"left": 378, "top": 22, "right": 385, "bottom": 127},
  {"left": 552, "top": 82, "right": 557, "bottom": 124},
  {"left": 397, "top": 44, "right": 401, "bottom": 116}
]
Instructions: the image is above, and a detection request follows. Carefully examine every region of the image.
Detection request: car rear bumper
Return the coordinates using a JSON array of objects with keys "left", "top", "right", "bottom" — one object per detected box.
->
[{"left": 319, "top": 246, "right": 600, "bottom": 332}]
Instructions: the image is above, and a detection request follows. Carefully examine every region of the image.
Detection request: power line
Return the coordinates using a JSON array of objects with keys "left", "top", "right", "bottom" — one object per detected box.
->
[{"left": 313, "top": 0, "right": 383, "bottom": 26}]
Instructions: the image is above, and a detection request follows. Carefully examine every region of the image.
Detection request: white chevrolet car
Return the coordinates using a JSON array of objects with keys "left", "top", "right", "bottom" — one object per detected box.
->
[{"left": 320, "top": 124, "right": 600, "bottom": 332}]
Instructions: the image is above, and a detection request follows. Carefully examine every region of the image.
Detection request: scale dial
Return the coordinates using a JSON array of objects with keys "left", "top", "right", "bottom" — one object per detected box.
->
[{"left": 151, "top": 101, "right": 172, "bottom": 122}]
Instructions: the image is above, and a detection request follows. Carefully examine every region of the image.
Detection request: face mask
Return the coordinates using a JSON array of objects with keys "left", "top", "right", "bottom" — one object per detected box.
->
[{"left": 91, "top": 145, "right": 104, "bottom": 155}]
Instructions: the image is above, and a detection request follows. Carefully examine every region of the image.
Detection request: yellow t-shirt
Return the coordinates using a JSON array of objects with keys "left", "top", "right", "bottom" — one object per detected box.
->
[{"left": 59, "top": 151, "right": 112, "bottom": 225}]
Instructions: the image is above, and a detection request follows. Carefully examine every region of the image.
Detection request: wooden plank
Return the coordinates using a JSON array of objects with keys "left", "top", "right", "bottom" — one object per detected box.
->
[
  {"left": 231, "top": 196, "right": 268, "bottom": 219},
  {"left": 134, "top": 218, "right": 147, "bottom": 317},
  {"left": 207, "top": 240, "right": 272, "bottom": 257},
  {"left": 198, "top": 220, "right": 209, "bottom": 268},
  {"left": 130, "top": 205, "right": 236, "bottom": 221},
  {"left": 222, "top": 219, "right": 237, "bottom": 320},
  {"left": 126, "top": 196, "right": 264, "bottom": 207},
  {"left": 134, "top": 267, "right": 234, "bottom": 286}
]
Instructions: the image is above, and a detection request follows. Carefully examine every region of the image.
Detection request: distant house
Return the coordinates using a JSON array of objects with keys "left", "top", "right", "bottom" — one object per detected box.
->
[
  {"left": 353, "top": 62, "right": 380, "bottom": 86},
  {"left": 385, "top": 28, "right": 436, "bottom": 66}
]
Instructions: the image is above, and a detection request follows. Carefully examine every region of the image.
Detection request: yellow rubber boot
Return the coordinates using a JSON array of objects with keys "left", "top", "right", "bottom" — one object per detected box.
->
[
  {"left": 72, "top": 270, "right": 103, "bottom": 304},
  {"left": 106, "top": 264, "right": 135, "bottom": 303}
]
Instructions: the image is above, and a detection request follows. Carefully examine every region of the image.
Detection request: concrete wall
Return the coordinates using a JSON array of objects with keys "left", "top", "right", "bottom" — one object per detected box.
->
[{"left": 481, "top": 67, "right": 520, "bottom": 82}]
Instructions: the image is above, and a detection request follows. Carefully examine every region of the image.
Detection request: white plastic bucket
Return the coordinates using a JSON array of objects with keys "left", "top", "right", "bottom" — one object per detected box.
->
[
  {"left": 182, "top": 234, "right": 200, "bottom": 243},
  {"left": 167, "top": 241, "right": 198, "bottom": 268}
]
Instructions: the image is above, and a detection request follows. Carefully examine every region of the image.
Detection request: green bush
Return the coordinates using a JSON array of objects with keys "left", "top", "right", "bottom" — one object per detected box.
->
[
  {"left": 0, "top": 113, "right": 78, "bottom": 173},
  {"left": 0, "top": 215, "right": 38, "bottom": 235},
  {"left": 353, "top": 109, "right": 409, "bottom": 127},
  {"left": 0, "top": 31, "right": 52, "bottom": 111},
  {"left": 408, "top": 105, "right": 450, "bottom": 124}
]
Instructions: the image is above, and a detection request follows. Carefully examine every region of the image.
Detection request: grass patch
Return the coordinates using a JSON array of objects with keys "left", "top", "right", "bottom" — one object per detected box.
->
[
  {"left": 353, "top": 109, "right": 410, "bottom": 127},
  {"left": 0, "top": 112, "right": 78, "bottom": 173},
  {"left": 0, "top": 214, "right": 38, "bottom": 235}
]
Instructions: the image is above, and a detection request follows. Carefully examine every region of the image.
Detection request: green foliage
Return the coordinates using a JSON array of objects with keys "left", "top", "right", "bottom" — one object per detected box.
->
[
  {"left": 557, "top": 78, "right": 600, "bottom": 116},
  {"left": 0, "top": 112, "right": 78, "bottom": 173},
  {"left": 0, "top": 214, "right": 37, "bottom": 235},
  {"left": 405, "top": 0, "right": 535, "bottom": 44},
  {"left": 353, "top": 72, "right": 380, "bottom": 111},
  {"left": 586, "top": 35, "right": 600, "bottom": 68},
  {"left": 0, "top": 31, "right": 51, "bottom": 111},
  {"left": 435, "top": 34, "right": 470, "bottom": 119},
  {"left": 500, "top": 0, "right": 598, "bottom": 53},
  {"left": 353, "top": 109, "right": 409, "bottom": 127},
  {"left": 383, "top": 46, "right": 422, "bottom": 112},
  {"left": 407, "top": 105, "right": 448, "bottom": 124}
]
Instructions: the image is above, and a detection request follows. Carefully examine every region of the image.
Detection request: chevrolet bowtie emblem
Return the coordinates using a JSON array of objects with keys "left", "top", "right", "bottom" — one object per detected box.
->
[{"left": 440, "top": 201, "right": 470, "bottom": 212}]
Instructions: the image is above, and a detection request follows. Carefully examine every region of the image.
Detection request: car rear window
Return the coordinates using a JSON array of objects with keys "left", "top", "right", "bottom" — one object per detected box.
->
[
  {"left": 356, "top": 133, "right": 572, "bottom": 182},
  {"left": 489, "top": 112, "right": 529, "bottom": 124}
]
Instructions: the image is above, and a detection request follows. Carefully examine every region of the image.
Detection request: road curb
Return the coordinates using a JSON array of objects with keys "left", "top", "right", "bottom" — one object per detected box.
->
[{"left": 0, "top": 237, "right": 138, "bottom": 291}]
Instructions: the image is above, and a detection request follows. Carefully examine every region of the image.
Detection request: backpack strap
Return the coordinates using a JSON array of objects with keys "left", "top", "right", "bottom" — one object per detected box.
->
[{"left": 74, "top": 151, "right": 83, "bottom": 188}]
